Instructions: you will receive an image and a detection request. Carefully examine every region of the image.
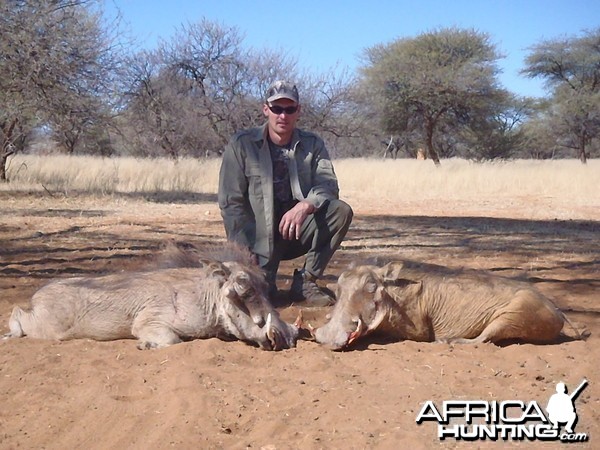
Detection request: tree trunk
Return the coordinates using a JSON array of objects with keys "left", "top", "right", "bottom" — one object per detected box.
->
[
  {"left": 1, "top": 117, "right": 18, "bottom": 181},
  {"left": 0, "top": 153, "right": 9, "bottom": 182},
  {"left": 579, "top": 129, "right": 588, "bottom": 164},
  {"left": 425, "top": 122, "right": 441, "bottom": 166}
]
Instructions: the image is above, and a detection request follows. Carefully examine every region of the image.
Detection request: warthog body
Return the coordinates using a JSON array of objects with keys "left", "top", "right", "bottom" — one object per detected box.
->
[
  {"left": 315, "top": 260, "right": 580, "bottom": 350},
  {"left": 5, "top": 260, "right": 299, "bottom": 350}
]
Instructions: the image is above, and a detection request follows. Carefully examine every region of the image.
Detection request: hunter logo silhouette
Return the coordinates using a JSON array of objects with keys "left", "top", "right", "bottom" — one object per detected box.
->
[{"left": 546, "top": 379, "right": 588, "bottom": 434}]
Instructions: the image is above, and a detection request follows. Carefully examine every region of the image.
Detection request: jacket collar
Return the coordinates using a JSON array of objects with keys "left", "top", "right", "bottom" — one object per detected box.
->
[{"left": 253, "top": 123, "right": 301, "bottom": 149}]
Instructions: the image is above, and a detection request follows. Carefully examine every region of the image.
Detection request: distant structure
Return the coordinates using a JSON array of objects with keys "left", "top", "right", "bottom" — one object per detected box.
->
[
  {"left": 382, "top": 136, "right": 427, "bottom": 160},
  {"left": 382, "top": 135, "right": 400, "bottom": 159}
]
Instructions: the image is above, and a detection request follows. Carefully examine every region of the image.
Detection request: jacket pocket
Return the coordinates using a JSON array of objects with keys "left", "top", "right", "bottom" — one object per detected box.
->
[{"left": 245, "top": 161, "right": 262, "bottom": 177}]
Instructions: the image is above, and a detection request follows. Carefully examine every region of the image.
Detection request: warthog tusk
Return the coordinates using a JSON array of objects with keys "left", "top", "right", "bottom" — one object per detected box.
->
[
  {"left": 353, "top": 318, "right": 362, "bottom": 335},
  {"left": 265, "top": 313, "right": 282, "bottom": 350},
  {"left": 347, "top": 318, "right": 363, "bottom": 346},
  {"left": 266, "top": 313, "right": 275, "bottom": 343},
  {"left": 294, "top": 310, "right": 303, "bottom": 328},
  {"left": 307, "top": 322, "right": 316, "bottom": 339}
]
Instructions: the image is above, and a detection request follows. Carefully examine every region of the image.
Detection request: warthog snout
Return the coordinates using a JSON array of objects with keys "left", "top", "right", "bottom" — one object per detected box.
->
[
  {"left": 222, "top": 264, "right": 299, "bottom": 350},
  {"left": 313, "top": 269, "right": 388, "bottom": 350}
]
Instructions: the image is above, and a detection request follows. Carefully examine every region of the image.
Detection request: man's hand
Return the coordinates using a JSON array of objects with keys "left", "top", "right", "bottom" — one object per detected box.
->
[{"left": 279, "top": 201, "right": 315, "bottom": 240}]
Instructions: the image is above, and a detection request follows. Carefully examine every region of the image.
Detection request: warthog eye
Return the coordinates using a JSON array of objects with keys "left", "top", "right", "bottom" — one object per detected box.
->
[
  {"left": 239, "top": 287, "right": 255, "bottom": 301},
  {"left": 365, "top": 280, "right": 377, "bottom": 294}
]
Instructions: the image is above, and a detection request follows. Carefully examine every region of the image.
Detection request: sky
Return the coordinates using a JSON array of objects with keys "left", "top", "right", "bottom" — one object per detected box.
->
[{"left": 104, "top": 0, "right": 600, "bottom": 98}]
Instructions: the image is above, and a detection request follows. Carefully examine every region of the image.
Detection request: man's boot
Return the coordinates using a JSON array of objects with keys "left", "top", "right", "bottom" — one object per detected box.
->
[{"left": 290, "top": 269, "right": 335, "bottom": 307}]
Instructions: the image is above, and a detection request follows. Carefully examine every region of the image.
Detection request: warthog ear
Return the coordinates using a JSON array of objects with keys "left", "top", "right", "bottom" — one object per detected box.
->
[
  {"left": 383, "top": 279, "right": 423, "bottom": 303},
  {"left": 378, "top": 261, "right": 406, "bottom": 281},
  {"left": 383, "top": 278, "right": 416, "bottom": 287}
]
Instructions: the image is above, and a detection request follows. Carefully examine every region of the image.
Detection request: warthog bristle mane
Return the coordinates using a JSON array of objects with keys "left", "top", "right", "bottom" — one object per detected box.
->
[{"left": 157, "top": 240, "right": 258, "bottom": 269}]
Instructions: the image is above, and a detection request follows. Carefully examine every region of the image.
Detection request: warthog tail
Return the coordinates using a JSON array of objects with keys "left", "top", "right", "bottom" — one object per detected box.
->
[
  {"left": 4, "top": 306, "right": 26, "bottom": 339},
  {"left": 560, "top": 311, "right": 590, "bottom": 341}
]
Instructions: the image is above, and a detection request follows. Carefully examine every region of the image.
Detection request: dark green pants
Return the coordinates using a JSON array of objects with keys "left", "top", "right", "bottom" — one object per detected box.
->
[{"left": 261, "top": 199, "right": 353, "bottom": 282}]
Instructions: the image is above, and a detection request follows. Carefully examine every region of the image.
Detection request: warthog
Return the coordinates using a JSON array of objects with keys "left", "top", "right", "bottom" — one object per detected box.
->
[
  {"left": 4, "top": 259, "right": 299, "bottom": 350},
  {"left": 314, "top": 260, "right": 583, "bottom": 350}
]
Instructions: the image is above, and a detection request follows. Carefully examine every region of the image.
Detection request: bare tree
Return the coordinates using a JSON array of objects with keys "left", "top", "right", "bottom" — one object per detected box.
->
[
  {"left": 122, "top": 19, "right": 301, "bottom": 158},
  {"left": 121, "top": 50, "right": 194, "bottom": 158},
  {"left": 0, "top": 0, "right": 126, "bottom": 179},
  {"left": 295, "top": 68, "right": 383, "bottom": 158}
]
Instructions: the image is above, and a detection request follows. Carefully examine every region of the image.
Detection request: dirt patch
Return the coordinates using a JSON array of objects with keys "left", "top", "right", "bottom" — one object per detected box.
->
[{"left": 1, "top": 191, "right": 598, "bottom": 449}]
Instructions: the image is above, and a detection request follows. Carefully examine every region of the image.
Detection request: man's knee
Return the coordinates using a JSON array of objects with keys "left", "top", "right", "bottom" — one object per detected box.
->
[{"left": 328, "top": 199, "right": 353, "bottom": 226}]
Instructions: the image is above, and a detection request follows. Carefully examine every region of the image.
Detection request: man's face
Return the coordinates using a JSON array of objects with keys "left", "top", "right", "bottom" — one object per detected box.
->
[{"left": 263, "top": 98, "right": 301, "bottom": 140}]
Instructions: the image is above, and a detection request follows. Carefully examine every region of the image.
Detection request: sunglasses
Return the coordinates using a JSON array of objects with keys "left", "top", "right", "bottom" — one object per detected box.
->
[{"left": 268, "top": 104, "right": 299, "bottom": 115}]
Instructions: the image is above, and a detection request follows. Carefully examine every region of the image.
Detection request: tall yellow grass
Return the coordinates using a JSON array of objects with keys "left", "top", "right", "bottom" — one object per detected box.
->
[
  {"left": 2, "top": 154, "right": 598, "bottom": 207},
  {"left": 334, "top": 158, "right": 599, "bottom": 204},
  {"left": 3, "top": 155, "right": 222, "bottom": 195}
]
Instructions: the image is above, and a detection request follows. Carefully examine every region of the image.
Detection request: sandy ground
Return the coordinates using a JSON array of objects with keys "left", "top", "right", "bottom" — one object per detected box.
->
[{"left": 0, "top": 191, "right": 598, "bottom": 449}]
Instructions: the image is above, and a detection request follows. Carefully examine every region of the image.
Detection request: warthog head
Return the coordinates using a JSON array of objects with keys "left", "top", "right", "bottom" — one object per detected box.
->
[
  {"left": 221, "top": 261, "right": 300, "bottom": 350},
  {"left": 313, "top": 264, "right": 420, "bottom": 350}
]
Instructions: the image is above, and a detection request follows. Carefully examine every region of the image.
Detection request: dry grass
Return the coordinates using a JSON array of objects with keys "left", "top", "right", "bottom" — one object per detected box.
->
[
  {"left": 335, "top": 158, "right": 599, "bottom": 203},
  {"left": 3, "top": 155, "right": 221, "bottom": 195},
  {"left": 2, "top": 155, "right": 599, "bottom": 215}
]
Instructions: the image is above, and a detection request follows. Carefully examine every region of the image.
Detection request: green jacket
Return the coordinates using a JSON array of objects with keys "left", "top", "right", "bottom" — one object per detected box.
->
[{"left": 218, "top": 123, "right": 340, "bottom": 260}]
